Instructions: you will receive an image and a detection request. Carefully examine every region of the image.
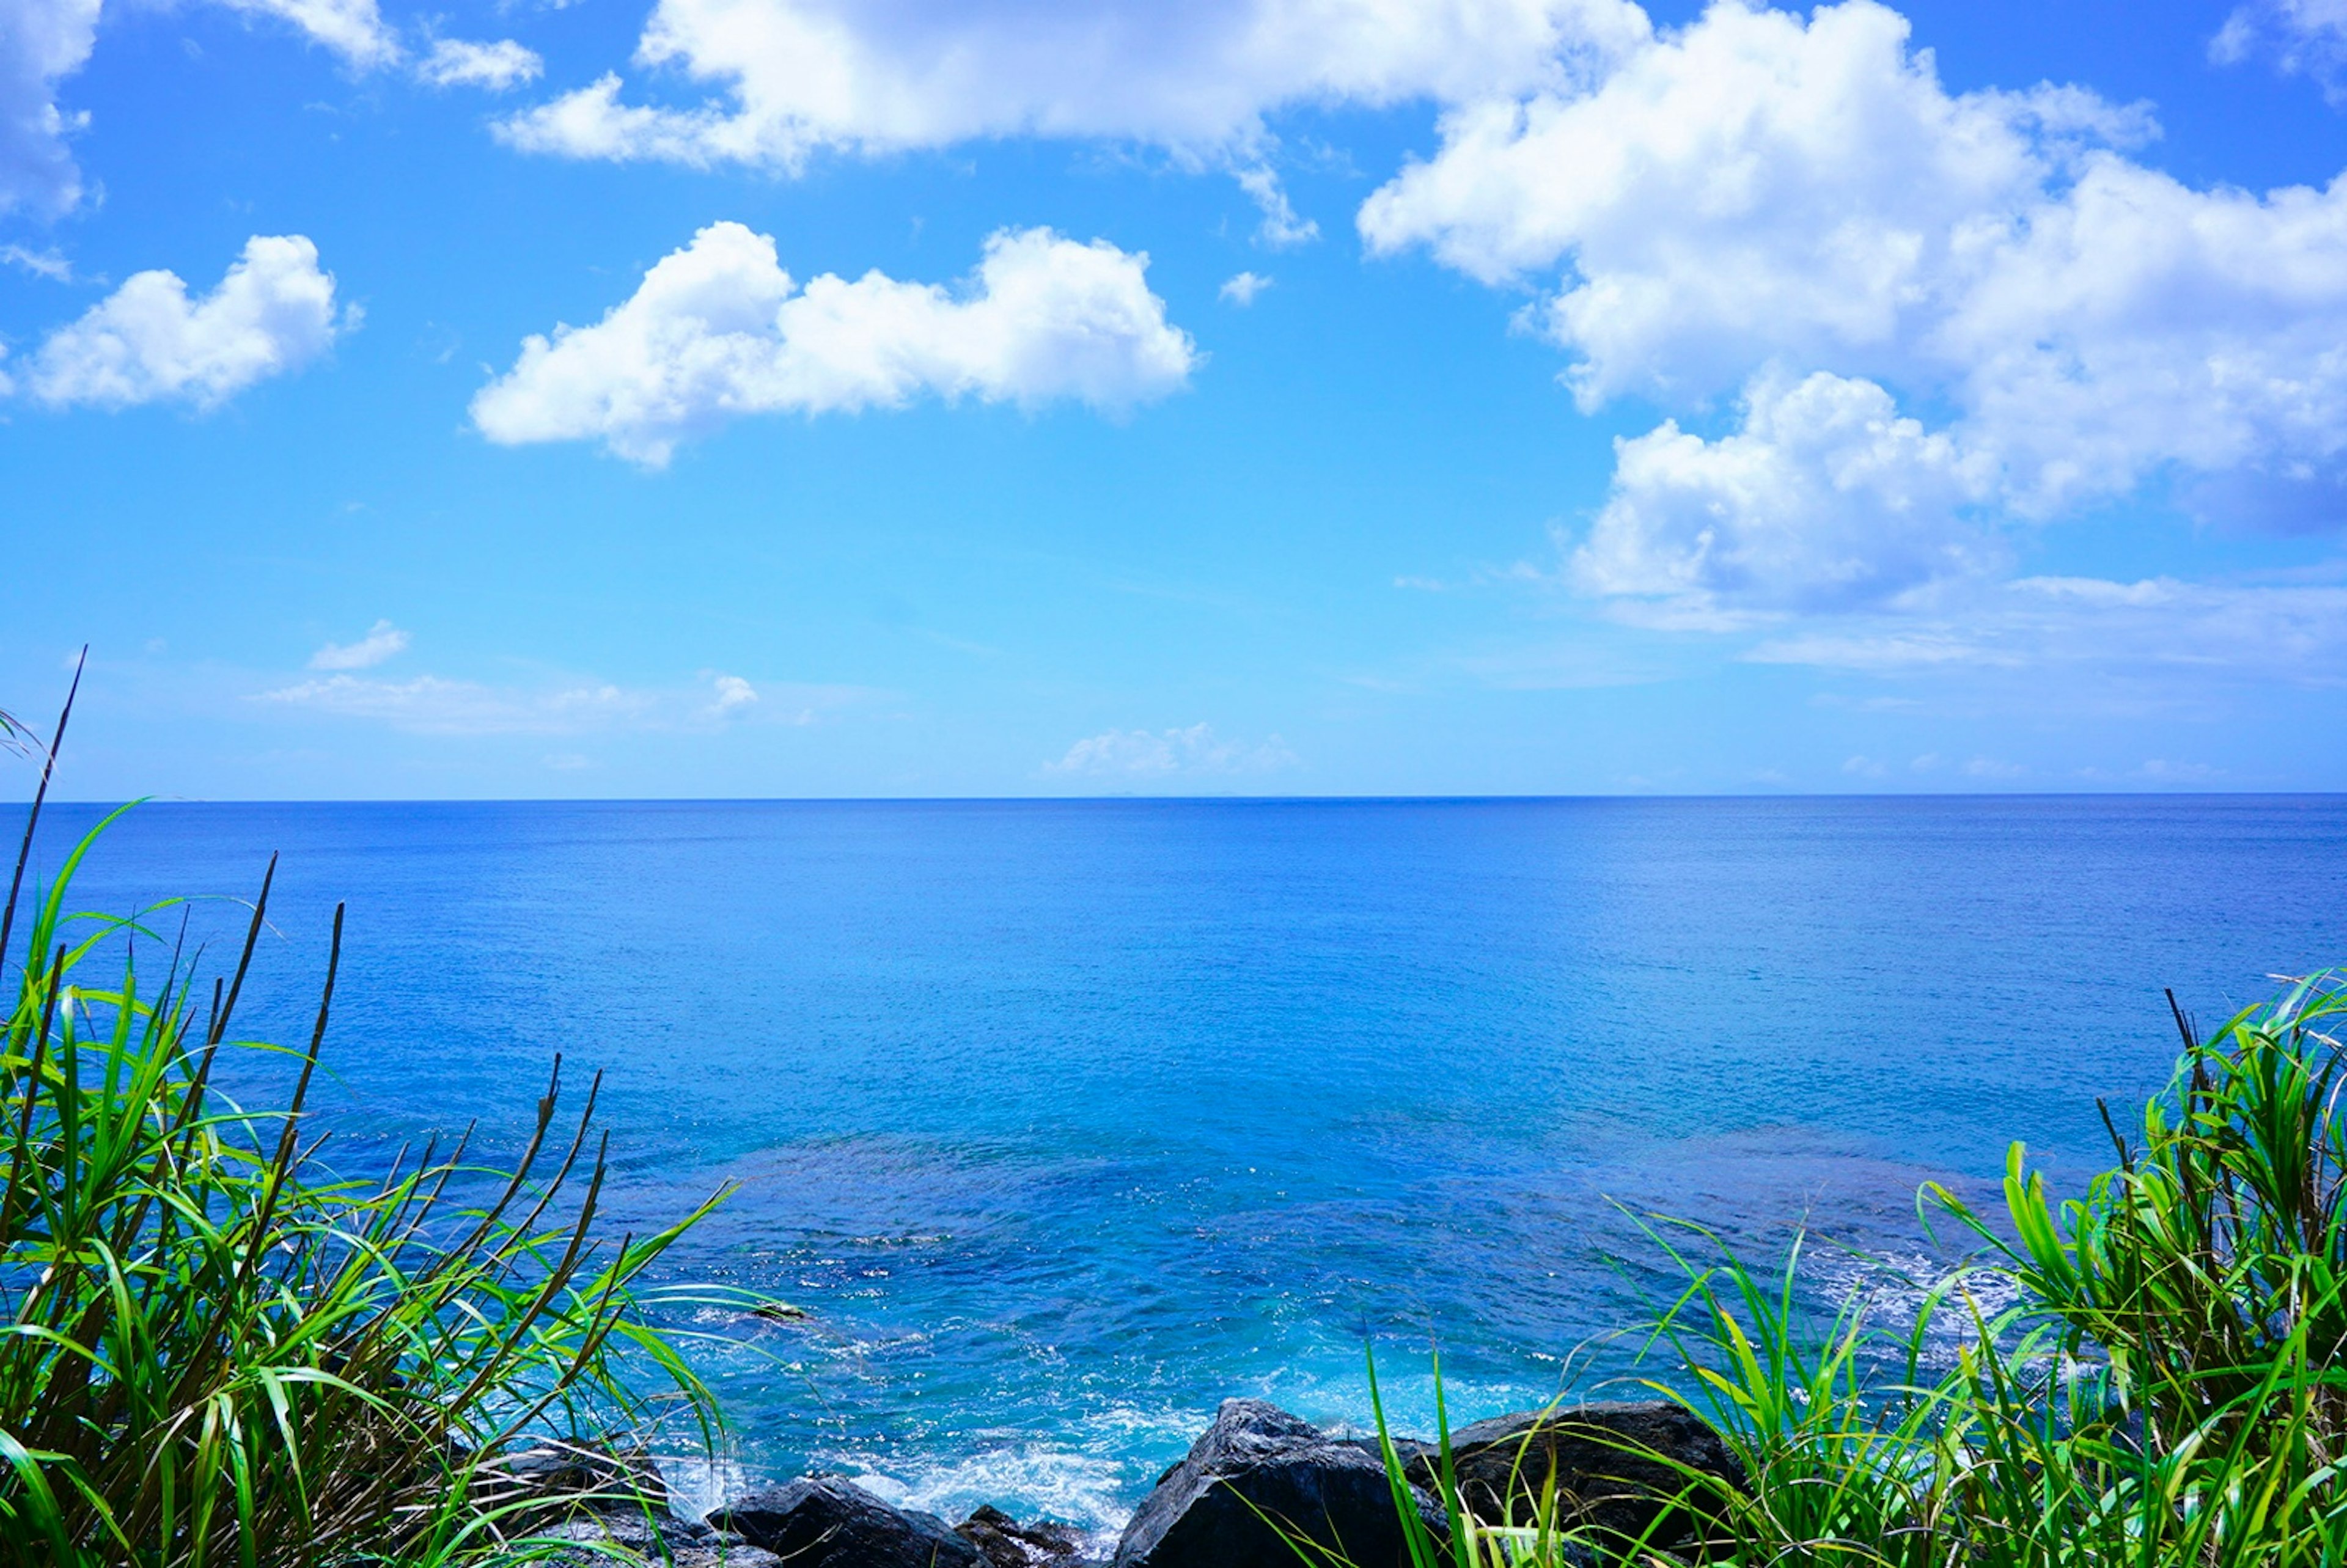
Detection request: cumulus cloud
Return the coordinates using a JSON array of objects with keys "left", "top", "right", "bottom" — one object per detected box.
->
[
  {"left": 498, "top": 0, "right": 1646, "bottom": 170},
  {"left": 1, "top": 0, "right": 100, "bottom": 219},
  {"left": 1045, "top": 722, "right": 1298, "bottom": 778},
  {"left": 1574, "top": 370, "right": 1999, "bottom": 620},
  {"left": 309, "top": 619, "right": 410, "bottom": 670},
  {"left": 1359, "top": 0, "right": 2347, "bottom": 610},
  {"left": 471, "top": 222, "right": 1197, "bottom": 465},
  {"left": 1219, "top": 270, "right": 1273, "bottom": 306},
  {"left": 419, "top": 37, "right": 543, "bottom": 89},
  {"left": 22, "top": 235, "right": 348, "bottom": 409},
  {"left": 1359, "top": 2, "right": 2157, "bottom": 408}
]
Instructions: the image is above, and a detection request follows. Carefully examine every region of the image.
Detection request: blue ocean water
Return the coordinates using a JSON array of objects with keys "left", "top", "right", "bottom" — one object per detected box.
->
[{"left": 14, "top": 796, "right": 2347, "bottom": 1531}]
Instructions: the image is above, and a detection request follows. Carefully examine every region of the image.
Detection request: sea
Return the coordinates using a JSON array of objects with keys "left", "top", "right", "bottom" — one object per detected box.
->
[{"left": 14, "top": 796, "right": 2346, "bottom": 1533}]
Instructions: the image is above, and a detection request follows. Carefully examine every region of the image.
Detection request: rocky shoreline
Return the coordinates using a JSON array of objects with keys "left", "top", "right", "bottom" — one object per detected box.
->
[{"left": 524, "top": 1396, "right": 1741, "bottom": 1567}]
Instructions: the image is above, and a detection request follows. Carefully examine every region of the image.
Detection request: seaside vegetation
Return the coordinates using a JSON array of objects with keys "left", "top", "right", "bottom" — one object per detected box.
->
[
  {"left": 1338, "top": 973, "right": 2347, "bottom": 1566},
  {"left": 0, "top": 685, "right": 730, "bottom": 1565}
]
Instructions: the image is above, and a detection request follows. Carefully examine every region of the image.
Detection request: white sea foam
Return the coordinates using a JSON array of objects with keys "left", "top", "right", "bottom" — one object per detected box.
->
[
  {"left": 1818, "top": 1248, "right": 2026, "bottom": 1369},
  {"left": 847, "top": 1445, "right": 1134, "bottom": 1544},
  {"left": 652, "top": 1454, "right": 761, "bottom": 1523}
]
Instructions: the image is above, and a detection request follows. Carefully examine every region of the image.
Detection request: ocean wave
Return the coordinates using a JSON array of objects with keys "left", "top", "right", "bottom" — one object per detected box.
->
[{"left": 846, "top": 1443, "right": 1138, "bottom": 1544}]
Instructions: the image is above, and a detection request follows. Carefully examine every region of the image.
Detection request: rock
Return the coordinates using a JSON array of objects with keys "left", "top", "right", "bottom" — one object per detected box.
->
[
  {"left": 1113, "top": 1399, "right": 1442, "bottom": 1568},
  {"left": 490, "top": 1438, "right": 670, "bottom": 1511},
  {"left": 708, "top": 1477, "right": 988, "bottom": 1568},
  {"left": 482, "top": 1438, "right": 730, "bottom": 1563},
  {"left": 536, "top": 1509, "right": 675, "bottom": 1554},
  {"left": 956, "top": 1503, "right": 1090, "bottom": 1567},
  {"left": 528, "top": 1509, "right": 785, "bottom": 1567},
  {"left": 669, "top": 1547, "right": 785, "bottom": 1567},
  {"left": 529, "top": 1542, "right": 782, "bottom": 1567},
  {"left": 1337, "top": 1435, "right": 1433, "bottom": 1476},
  {"left": 1401, "top": 1401, "right": 1743, "bottom": 1552}
]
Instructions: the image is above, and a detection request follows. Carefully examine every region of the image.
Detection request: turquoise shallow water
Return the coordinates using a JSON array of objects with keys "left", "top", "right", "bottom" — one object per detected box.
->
[{"left": 17, "top": 796, "right": 2347, "bottom": 1530}]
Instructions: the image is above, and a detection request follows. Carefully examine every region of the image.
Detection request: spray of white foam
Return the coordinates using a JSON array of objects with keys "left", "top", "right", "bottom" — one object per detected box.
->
[
  {"left": 1818, "top": 1248, "right": 2027, "bottom": 1371},
  {"left": 847, "top": 1446, "right": 1131, "bottom": 1547},
  {"left": 652, "top": 1454, "right": 761, "bottom": 1523}
]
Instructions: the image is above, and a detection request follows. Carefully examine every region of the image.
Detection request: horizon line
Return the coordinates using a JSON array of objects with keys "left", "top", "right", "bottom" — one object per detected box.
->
[{"left": 19, "top": 789, "right": 2345, "bottom": 807}]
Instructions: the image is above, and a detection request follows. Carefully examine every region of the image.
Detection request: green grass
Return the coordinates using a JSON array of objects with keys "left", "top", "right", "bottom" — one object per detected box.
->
[
  {"left": 0, "top": 686, "right": 735, "bottom": 1566},
  {"left": 1339, "top": 973, "right": 2347, "bottom": 1567}
]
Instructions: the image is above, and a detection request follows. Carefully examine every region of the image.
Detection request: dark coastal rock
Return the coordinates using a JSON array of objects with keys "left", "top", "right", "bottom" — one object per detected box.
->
[
  {"left": 1113, "top": 1398, "right": 1442, "bottom": 1568},
  {"left": 957, "top": 1503, "right": 1092, "bottom": 1567},
  {"left": 708, "top": 1477, "right": 987, "bottom": 1568},
  {"left": 491, "top": 1438, "right": 670, "bottom": 1511},
  {"left": 481, "top": 1440, "right": 777, "bottom": 1565},
  {"left": 666, "top": 1545, "right": 785, "bottom": 1567},
  {"left": 531, "top": 1508, "right": 784, "bottom": 1568},
  {"left": 1403, "top": 1401, "right": 1743, "bottom": 1551},
  {"left": 1338, "top": 1434, "right": 1434, "bottom": 1475}
]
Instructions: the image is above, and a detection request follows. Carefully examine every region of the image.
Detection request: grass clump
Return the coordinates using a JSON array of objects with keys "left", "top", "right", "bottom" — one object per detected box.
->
[
  {"left": 0, "top": 686, "right": 731, "bottom": 1566},
  {"left": 1346, "top": 972, "right": 2347, "bottom": 1566}
]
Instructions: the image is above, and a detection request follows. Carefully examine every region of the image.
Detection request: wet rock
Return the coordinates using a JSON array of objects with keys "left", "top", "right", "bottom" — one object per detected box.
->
[
  {"left": 708, "top": 1476, "right": 987, "bottom": 1568},
  {"left": 957, "top": 1503, "right": 1091, "bottom": 1567},
  {"left": 490, "top": 1438, "right": 670, "bottom": 1511},
  {"left": 1337, "top": 1434, "right": 1434, "bottom": 1475},
  {"left": 1401, "top": 1402, "right": 1743, "bottom": 1552},
  {"left": 1114, "top": 1399, "right": 1442, "bottom": 1568},
  {"left": 530, "top": 1508, "right": 784, "bottom": 1567},
  {"left": 483, "top": 1440, "right": 752, "bottom": 1563},
  {"left": 667, "top": 1547, "right": 784, "bottom": 1567}
]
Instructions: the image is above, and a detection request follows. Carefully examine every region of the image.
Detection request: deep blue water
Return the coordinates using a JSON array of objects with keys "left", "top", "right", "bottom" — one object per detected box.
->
[{"left": 13, "top": 796, "right": 2347, "bottom": 1531}]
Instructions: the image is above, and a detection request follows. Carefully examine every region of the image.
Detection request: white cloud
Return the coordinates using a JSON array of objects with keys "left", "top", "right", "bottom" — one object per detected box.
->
[
  {"left": 1045, "top": 722, "right": 1298, "bottom": 779},
  {"left": 1, "top": 0, "right": 400, "bottom": 222},
  {"left": 1359, "top": 2, "right": 2158, "bottom": 409},
  {"left": 1358, "top": 0, "right": 2347, "bottom": 609},
  {"left": 1746, "top": 629, "right": 2007, "bottom": 669},
  {"left": 260, "top": 673, "right": 651, "bottom": 735},
  {"left": 2212, "top": 1, "right": 2347, "bottom": 99},
  {"left": 1, "top": 243, "right": 70, "bottom": 280},
  {"left": 309, "top": 618, "right": 410, "bottom": 670},
  {"left": 1220, "top": 270, "right": 1273, "bottom": 306},
  {"left": 259, "top": 665, "right": 859, "bottom": 734},
  {"left": 419, "top": 37, "right": 543, "bottom": 89},
  {"left": 1744, "top": 575, "right": 2347, "bottom": 684},
  {"left": 709, "top": 672, "right": 757, "bottom": 713},
  {"left": 494, "top": 0, "right": 1649, "bottom": 179},
  {"left": 1574, "top": 370, "right": 1998, "bottom": 618},
  {"left": 1235, "top": 164, "right": 1318, "bottom": 247},
  {"left": 1, "top": 0, "right": 100, "bottom": 219},
  {"left": 211, "top": 0, "right": 401, "bottom": 68},
  {"left": 471, "top": 222, "right": 1197, "bottom": 465},
  {"left": 23, "top": 234, "right": 349, "bottom": 409}
]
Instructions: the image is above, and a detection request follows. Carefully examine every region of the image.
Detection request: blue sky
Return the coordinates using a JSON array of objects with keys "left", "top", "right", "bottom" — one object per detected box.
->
[{"left": 6, "top": 0, "right": 2347, "bottom": 797}]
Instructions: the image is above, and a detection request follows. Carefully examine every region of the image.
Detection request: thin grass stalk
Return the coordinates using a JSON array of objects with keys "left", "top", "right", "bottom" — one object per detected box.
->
[{"left": 1, "top": 717, "right": 736, "bottom": 1565}]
